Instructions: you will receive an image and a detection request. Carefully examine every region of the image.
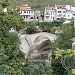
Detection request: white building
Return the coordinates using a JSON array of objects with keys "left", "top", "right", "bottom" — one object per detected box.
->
[
  {"left": 55, "top": 4, "right": 66, "bottom": 20},
  {"left": 17, "top": 4, "right": 75, "bottom": 22},
  {"left": 44, "top": 5, "right": 55, "bottom": 22},
  {"left": 55, "top": 4, "right": 74, "bottom": 20},
  {"left": 17, "top": 4, "right": 34, "bottom": 21},
  {"left": 65, "top": 5, "right": 74, "bottom": 19},
  {"left": 73, "top": 13, "right": 75, "bottom": 27},
  {"left": 44, "top": 4, "right": 75, "bottom": 22}
]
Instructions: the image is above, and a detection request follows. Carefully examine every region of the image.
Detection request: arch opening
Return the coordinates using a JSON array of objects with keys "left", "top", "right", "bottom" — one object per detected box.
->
[{"left": 30, "top": 35, "right": 52, "bottom": 62}]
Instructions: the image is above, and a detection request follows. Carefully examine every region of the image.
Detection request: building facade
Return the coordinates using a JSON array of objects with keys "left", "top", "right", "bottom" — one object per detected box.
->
[
  {"left": 44, "top": 5, "right": 55, "bottom": 22},
  {"left": 17, "top": 4, "right": 34, "bottom": 21},
  {"left": 44, "top": 4, "right": 75, "bottom": 22},
  {"left": 17, "top": 4, "right": 41, "bottom": 21},
  {"left": 17, "top": 4, "right": 75, "bottom": 22},
  {"left": 55, "top": 4, "right": 66, "bottom": 20}
]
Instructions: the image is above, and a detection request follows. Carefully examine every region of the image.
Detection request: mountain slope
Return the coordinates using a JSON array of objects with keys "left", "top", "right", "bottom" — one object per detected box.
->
[{"left": 1, "top": 0, "right": 75, "bottom": 9}]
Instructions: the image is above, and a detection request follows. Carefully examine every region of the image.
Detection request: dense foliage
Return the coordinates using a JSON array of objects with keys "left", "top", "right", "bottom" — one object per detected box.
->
[
  {"left": 0, "top": 1, "right": 53, "bottom": 75},
  {"left": 54, "top": 23, "right": 75, "bottom": 49},
  {"left": 0, "top": 11, "right": 26, "bottom": 74},
  {"left": 52, "top": 21, "right": 75, "bottom": 75},
  {"left": 1, "top": 0, "right": 75, "bottom": 9},
  {"left": 0, "top": 1, "right": 26, "bottom": 74},
  {"left": 1, "top": 0, "right": 75, "bottom": 75},
  {"left": 25, "top": 21, "right": 62, "bottom": 34},
  {"left": 54, "top": 49, "right": 75, "bottom": 75},
  {"left": 25, "top": 21, "right": 38, "bottom": 34}
]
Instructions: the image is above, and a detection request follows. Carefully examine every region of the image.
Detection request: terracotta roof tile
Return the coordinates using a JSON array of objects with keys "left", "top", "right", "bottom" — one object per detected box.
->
[
  {"left": 19, "top": 7, "right": 32, "bottom": 10},
  {"left": 17, "top": 4, "right": 33, "bottom": 11}
]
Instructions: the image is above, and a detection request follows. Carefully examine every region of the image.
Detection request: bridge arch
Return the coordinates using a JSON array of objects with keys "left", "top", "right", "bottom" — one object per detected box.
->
[
  {"left": 30, "top": 35, "right": 52, "bottom": 61},
  {"left": 20, "top": 32, "right": 57, "bottom": 64}
]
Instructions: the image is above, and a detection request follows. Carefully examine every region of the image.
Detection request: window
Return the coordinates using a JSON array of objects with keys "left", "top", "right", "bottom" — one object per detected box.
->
[
  {"left": 63, "top": 11, "right": 65, "bottom": 13},
  {"left": 57, "top": 7, "right": 59, "bottom": 9},
  {"left": 60, "top": 7, "right": 62, "bottom": 9},
  {"left": 24, "top": 11, "right": 26, "bottom": 13},
  {"left": 46, "top": 16, "right": 49, "bottom": 19},
  {"left": 45, "top": 12, "right": 49, "bottom": 15},
  {"left": 63, "top": 15, "right": 65, "bottom": 17},
  {"left": 29, "top": 11, "right": 30, "bottom": 14},
  {"left": 24, "top": 16, "right": 25, "bottom": 18},
  {"left": 53, "top": 17, "right": 54, "bottom": 20},
  {"left": 57, "top": 18, "right": 60, "bottom": 20},
  {"left": 68, "top": 15, "right": 70, "bottom": 17},
  {"left": 31, "top": 11, "right": 33, "bottom": 14},
  {"left": 58, "top": 11, "right": 61, "bottom": 13},
  {"left": 73, "top": 14, "right": 75, "bottom": 16},
  {"left": 52, "top": 8, "right": 53, "bottom": 10},
  {"left": 51, "top": 16, "right": 52, "bottom": 19},
  {"left": 51, "top": 12, "right": 52, "bottom": 14},
  {"left": 58, "top": 14, "right": 62, "bottom": 17},
  {"left": 27, "top": 11, "right": 28, "bottom": 13},
  {"left": 31, "top": 17, "right": 33, "bottom": 19}
]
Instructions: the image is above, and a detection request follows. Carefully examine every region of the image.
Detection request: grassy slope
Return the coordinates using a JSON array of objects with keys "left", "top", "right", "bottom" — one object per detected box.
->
[
  {"left": 0, "top": 0, "right": 75, "bottom": 9},
  {"left": 26, "top": 0, "right": 75, "bottom": 6}
]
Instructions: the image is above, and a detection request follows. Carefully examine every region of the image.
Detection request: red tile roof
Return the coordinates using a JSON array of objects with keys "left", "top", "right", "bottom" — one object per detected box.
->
[
  {"left": 19, "top": 7, "right": 32, "bottom": 11},
  {"left": 55, "top": 4, "right": 66, "bottom": 7},
  {"left": 17, "top": 4, "right": 33, "bottom": 11}
]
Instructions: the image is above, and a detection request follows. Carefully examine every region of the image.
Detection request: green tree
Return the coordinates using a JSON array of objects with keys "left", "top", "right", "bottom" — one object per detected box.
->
[
  {"left": 54, "top": 23, "right": 75, "bottom": 49},
  {"left": 0, "top": 1, "right": 25, "bottom": 74},
  {"left": 3, "top": 11, "right": 25, "bottom": 31},
  {"left": 1, "top": 0, "right": 10, "bottom": 8},
  {"left": 54, "top": 49, "right": 75, "bottom": 75},
  {"left": 25, "top": 21, "right": 38, "bottom": 34},
  {"left": 0, "top": 31, "right": 25, "bottom": 75}
]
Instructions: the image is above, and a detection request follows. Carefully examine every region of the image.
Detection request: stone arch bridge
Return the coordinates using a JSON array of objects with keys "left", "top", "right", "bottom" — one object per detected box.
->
[{"left": 19, "top": 32, "right": 57, "bottom": 64}]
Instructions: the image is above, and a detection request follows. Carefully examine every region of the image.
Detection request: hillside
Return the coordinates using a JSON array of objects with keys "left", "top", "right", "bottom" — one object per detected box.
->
[
  {"left": 1, "top": 0, "right": 75, "bottom": 9},
  {"left": 25, "top": 0, "right": 75, "bottom": 6}
]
